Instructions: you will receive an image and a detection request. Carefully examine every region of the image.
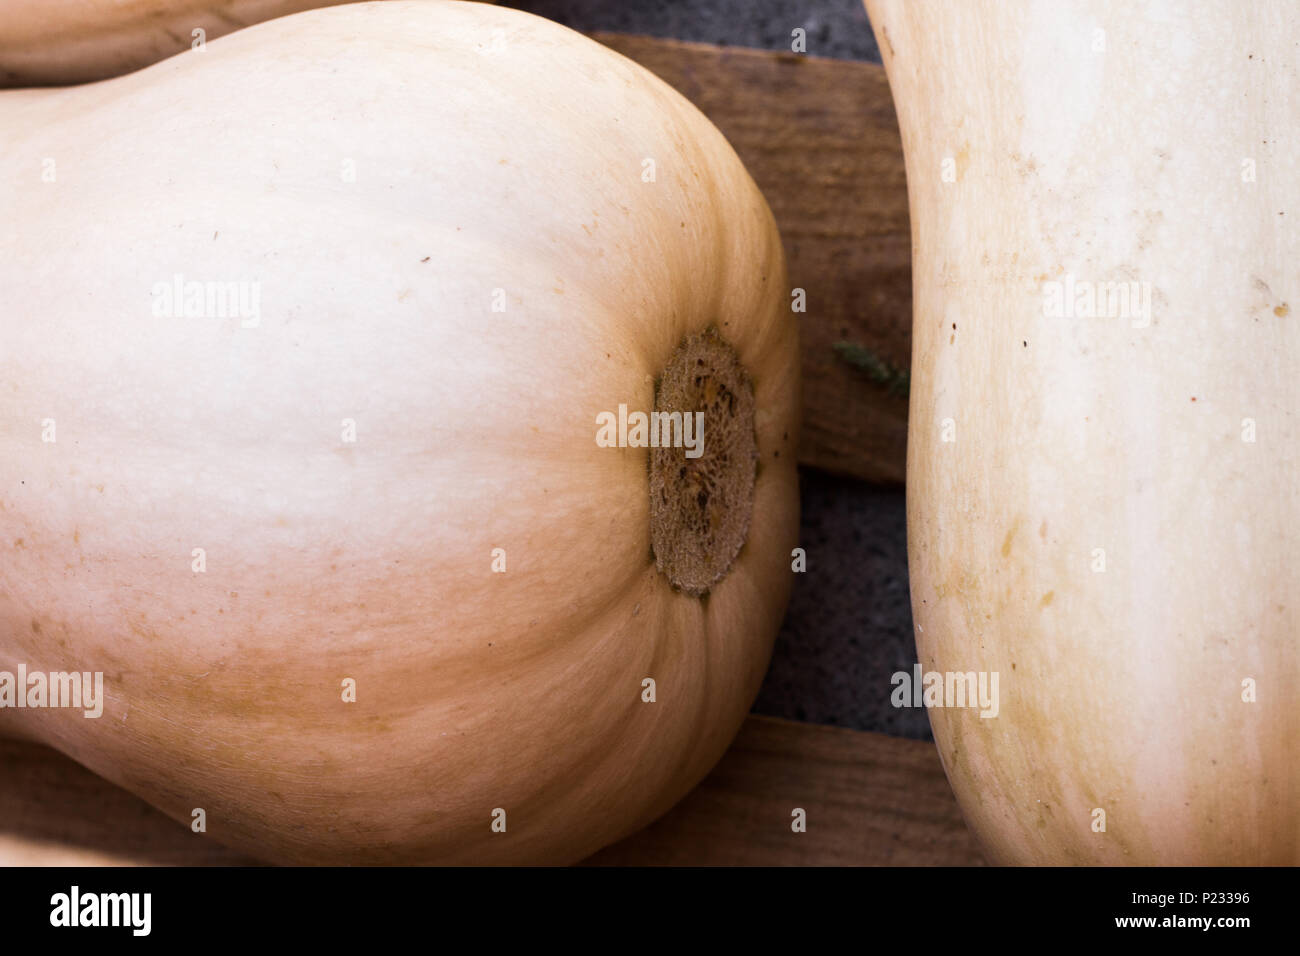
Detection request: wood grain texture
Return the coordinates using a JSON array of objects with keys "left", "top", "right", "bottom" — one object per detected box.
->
[
  {"left": 0, "top": 716, "right": 981, "bottom": 866},
  {"left": 0, "top": 734, "right": 257, "bottom": 866},
  {"left": 585, "top": 715, "right": 984, "bottom": 866},
  {"left": 596, "top": 34, "right": 912, "bottom": 484}
]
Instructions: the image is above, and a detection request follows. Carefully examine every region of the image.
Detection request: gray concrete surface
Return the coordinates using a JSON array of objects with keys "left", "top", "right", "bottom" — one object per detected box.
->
[
  {"left": 753, "top": 473, "right": 925, "bottom": 739},
  {"left": 503, "top": 0, "right": 882, "bottom": 62}
]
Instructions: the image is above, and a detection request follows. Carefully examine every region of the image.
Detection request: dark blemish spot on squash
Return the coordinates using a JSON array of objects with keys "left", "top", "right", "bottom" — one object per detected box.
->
[
  {"left": 1040, "top": 591, "right": 1055, "bottom": 607},
  {"left": 1190, "top": 396, "right": 1197, "bottom": 402},
  {"left": 1275, "top": 303, "right": 1289, "bottom": 317},
  {"left": 952, "top": 323, "right": 957, "bottom": 329},
  {"left": 880, "top": 23, "right": 895, "bottom": 57},
  {"left": 13, "top": 538, "right": 23, "bottom": 549},
  {"left": 421, "top": 256, "right": 430, "bottom": 263},
  {"left": 1023, "top": 340, "right": 1028, "bottom": 347},
  {"left": 1011, "top": 661, "right": 1016, "bottom": 670},
  {"left": 31, "top": 619, "right": 41, "bottom": 634}
]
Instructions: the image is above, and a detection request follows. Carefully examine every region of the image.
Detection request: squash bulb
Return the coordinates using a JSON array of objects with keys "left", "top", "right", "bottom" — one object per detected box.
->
[{"left": 0, "top": 1, "right": 800, "bottom": 865}]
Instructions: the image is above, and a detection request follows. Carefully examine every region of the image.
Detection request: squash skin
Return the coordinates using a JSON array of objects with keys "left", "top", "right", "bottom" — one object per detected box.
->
[
  {"left": 0, "top": 1, "right": 800, "bottom": 864},
  {"left": 0, "top": 0, "right": 489, "bottom": 88},
  {"left": 870, "top": 0, "right": 1299, "bottom": 864}
]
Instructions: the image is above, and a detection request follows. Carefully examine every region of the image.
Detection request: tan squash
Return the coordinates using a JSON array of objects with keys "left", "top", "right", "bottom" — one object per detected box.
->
[
  {"left": 0, "top": 0, "right": 800, "bottom": 864},
  {"left": 0, "top": 0, "right": 498, "bottom": 88},
  {"left": 868, "top": 0, "right": 1298, "bottom": 864}
]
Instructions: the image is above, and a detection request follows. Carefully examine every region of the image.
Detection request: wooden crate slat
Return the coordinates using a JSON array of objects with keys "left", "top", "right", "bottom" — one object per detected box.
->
[{"left": 585, "top": 715, "right": 982, "bottom": 866}]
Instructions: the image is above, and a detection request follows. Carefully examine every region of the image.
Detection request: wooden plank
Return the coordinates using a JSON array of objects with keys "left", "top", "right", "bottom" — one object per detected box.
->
[
  {"left": 596, "top": 34, "right": 912, "bottom": 484},
  {"left": 584, "top": 716, "right": 983, "bottom": 866},
  {"left": 0, "top": 736, "right": 257, "bottom": 866},
  {"left": 0, "top": 716, "right": 981, "bottom": 866}
]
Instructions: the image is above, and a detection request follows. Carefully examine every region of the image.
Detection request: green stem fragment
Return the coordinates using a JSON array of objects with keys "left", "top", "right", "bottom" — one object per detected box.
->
[{"left": 832, "top": 341, "right": 910, "bottom": 398}]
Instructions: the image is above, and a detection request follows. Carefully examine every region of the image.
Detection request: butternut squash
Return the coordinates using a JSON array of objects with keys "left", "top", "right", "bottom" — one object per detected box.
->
[
  {"left": 0, "top": 0, "right": 800, "bottom": 864},
  {"left": 869, "top": 0, "right": 1298, "bottom": 864},
  {"left": 0, "top": 0, "right": 494, "bottom": 87}
]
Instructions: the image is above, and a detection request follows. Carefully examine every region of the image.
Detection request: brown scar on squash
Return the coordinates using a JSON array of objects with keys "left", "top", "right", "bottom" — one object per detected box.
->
[{"left": 1000, "top": 519, "right": 1020, "bottom": 557}]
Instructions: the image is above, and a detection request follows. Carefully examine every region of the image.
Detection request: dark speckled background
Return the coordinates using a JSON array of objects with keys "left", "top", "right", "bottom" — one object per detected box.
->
[
  {"left": 504, "top": 0, "right": 926, "bottom": 739},
  {"left": 503, "top": 0, "right": 881, "bottom": 61}
]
